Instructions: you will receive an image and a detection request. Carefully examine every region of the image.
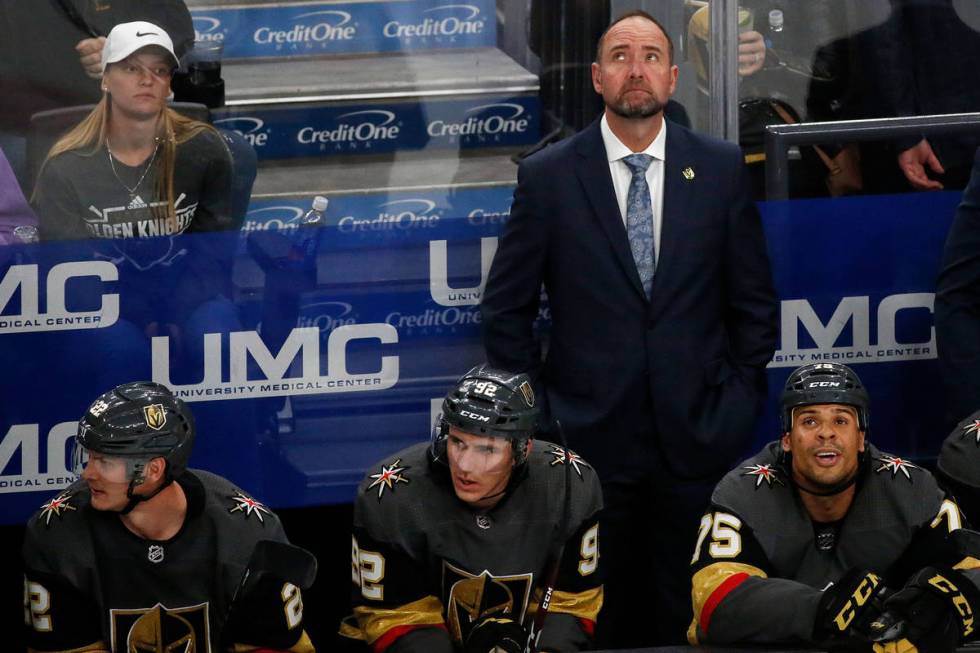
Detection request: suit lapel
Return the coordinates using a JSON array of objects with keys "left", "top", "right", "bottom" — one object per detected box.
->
[
  {"left": 650, "top": 123, "right": 696, "bottom": 318},
  {"left": 574, "top": 121, "right": 647, "bottom": 299}
]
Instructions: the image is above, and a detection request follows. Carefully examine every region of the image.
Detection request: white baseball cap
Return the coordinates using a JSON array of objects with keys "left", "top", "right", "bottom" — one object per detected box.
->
[{"left": 101, "top": 21, "right": 179, "bottom": 74}]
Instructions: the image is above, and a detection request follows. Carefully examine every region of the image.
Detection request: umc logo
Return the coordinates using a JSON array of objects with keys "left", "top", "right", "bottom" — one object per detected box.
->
[
  {"left": 428, "top": 237, "right": 498, "bottom": 306},
  {"left": 192, "top": 15, "right": 226, "bottom": 42},
  {"left": 0, "top": 262, "right": 119, "bottom": 334},
  {"left": 213, "top": 117, "right": 270, "bottom": 148},
  {"left": 770, "top": 293, "right": 935, "bottom": 367},
  {"left": 0, "top": 422, "right": 78, "bottom": 494},
  {"left": 151, "top": 325, "right": 399, "bottom": 401}
]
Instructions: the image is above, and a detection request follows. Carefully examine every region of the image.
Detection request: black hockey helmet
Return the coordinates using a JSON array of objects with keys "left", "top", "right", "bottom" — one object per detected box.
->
[
  {"left": 432, "top": 364, "right": 539, "bottom": 466},
  {"left": 780, "top": 363, "right": 869, "bottom": 432},
  {"left": 74, "top": 381, "right": 195, "bottom": 484}
]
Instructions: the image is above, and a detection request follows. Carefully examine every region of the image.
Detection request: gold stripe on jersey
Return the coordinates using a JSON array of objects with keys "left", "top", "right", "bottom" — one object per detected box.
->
[
  {"left": 354, "top": 595, "right": 445, "bottom": 643},
  {"left": 28, "top": 643, "right": 108, "bottom": 653},
  {"left": 954, "top": 556, "right": 980, "bottom": 571},
  {"left": 689, "top": 561, "right": 768, "bottom": 643},
  {"left": 544, "top": 586, "right": 604, "bottom": 621},
  {"left": 338, "top": 614, "right": 368, "bottom": 641},
  {"left": 230, "top": 630, "right": 315, "bottom": 653}
]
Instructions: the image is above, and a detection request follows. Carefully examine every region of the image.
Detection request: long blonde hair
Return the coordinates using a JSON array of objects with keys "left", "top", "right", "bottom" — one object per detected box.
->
[{"left": 36, "top": 94, "right": 219, "bottom": 230}]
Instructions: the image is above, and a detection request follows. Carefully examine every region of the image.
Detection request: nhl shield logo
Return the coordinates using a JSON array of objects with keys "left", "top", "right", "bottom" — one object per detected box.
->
[
  {"left": 148, "top": 545, "right": 165, "bottom": 563},
  {"left": 143, "top": 404, "right": 166, "bottom": 431}
]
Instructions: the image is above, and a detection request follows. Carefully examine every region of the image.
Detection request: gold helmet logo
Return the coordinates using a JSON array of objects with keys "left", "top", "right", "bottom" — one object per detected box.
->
[
  {"left": 127, "top": 605, "right": 196, "bottom": 652},
  {"left": 518, "top": 381, "right": 535, "bottom": 407},
  {"left": 143, "top": 404, "right": 166, "bottom": 431}
]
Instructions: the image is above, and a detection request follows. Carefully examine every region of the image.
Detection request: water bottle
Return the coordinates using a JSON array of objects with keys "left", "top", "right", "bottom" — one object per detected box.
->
[
  {"left": 766, "top": 9, "right": 785, "bottom": 60},
  {"left": 293, "top": 195, "right": 328, "bottom": 274}
]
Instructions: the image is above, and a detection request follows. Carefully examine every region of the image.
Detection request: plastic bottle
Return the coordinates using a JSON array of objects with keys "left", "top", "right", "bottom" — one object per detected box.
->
[{"left": 294, "top": 195, "right": 328, "bottom": 273}]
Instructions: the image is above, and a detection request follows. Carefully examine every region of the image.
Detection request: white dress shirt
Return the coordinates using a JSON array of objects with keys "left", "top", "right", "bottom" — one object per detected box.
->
[{"left": 600, "top": 114, "right": 667, "bottom": 266}]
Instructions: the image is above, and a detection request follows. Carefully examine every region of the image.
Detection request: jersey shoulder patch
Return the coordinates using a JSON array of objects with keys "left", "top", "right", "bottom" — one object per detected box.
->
[
  {"left": 740, "top": 463, "right": 786, "bottom": 489},
  {"left": 364, "top": 456, "right": 413, "bottom": 501},
  {"left": 34, "top": 490, "right": 81, "bottom": 528},
  {"left": 226, "top": 490, "right": 273, "bottom": 522},
  {"left": 873, "top": 453, "right": 923, "bottom": 482},
  {"left": 542, "top": 443, "right": 593, "bottom": 480}
]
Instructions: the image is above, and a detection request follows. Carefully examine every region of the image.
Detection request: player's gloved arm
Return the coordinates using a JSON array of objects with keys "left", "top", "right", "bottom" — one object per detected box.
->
[
  {"left": 689, "top": 507, "right": 821, "bottom": 645},
  {"left": 812, "top": 568, "right": 890, "bottom": 645},
  {"left": 533, "top": 492, "right": 603, "bottom": 652},
  {"left": 872, "top": 566, "right": 980, "bottom": 653},
  {"left": 351, "top": 529, "right": 450, "bottom": 652},
  {"left": 23, "top": 569, "right": 108, "bottom": 653}
]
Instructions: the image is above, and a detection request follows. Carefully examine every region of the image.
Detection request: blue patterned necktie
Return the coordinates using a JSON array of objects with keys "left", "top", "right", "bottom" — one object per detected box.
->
[{"left": 622, "top": 153, "right": 655, "bottom": 297}]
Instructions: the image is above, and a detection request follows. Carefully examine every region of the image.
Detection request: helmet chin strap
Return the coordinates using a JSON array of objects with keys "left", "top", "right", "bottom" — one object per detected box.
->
[
  {"left": 792, "top": 469, "right": 859, "bottom": 497},
  {"left": 117, "top": 474, "right": 174, "bottom": 515}
]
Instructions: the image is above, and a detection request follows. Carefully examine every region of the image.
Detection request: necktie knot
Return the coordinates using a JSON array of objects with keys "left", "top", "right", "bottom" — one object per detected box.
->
[{"left": 623, "top": 153, "right": 654, "bottom": 175}]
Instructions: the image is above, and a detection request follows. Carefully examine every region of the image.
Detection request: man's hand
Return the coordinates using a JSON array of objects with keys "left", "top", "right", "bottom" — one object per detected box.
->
[
  {"left": 76, "top": 37, "right": 107, "bottom": 80},
  {"left": 872, "top": 566, "right": 978, "bottom": 653},
  {"left": 738, "top": 31, "right": 766, "bottom": 76},
  {"left": 814, "top": 569, "right": 888, "bottom": 642},
  {"left": 898, "top": 139, "right": 945, "bottom": 191}
]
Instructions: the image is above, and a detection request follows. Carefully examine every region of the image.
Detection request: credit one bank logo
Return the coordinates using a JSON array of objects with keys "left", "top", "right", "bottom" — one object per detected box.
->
[
  {"left": 338, "top": 198, "right": 441, "bottom": 233},
  {"left": 297, "top": 110, "right": 401, "bottom": 151},
  {"left": 192, "top": 15, "right": 226, "bottom": 42},
  {"left": 428, "top": 103, "right": 531, "bottom": 140},
  {"left": 770, "top": 293, "right": 935, "bottom": 367},
  {"left": 151, "top": 324, "right": 399, "bottom": 401},
  {"left": 213, "top": 117, "right": 271, "bottom": 148},
  {"left": 254, "top": 10, "right": 356, "bottom": 46},
  {"left": 0, "top": 262, "right": 119, "bottom": 334},
  {"left": 383, "top": 4, "right": 486, "bottom": 39},
  {"left": 241, "top": 205, "right": 306, "bottom": 233},
  {"left": 0, "top": 422, "right": 78, "bottom": 494}
]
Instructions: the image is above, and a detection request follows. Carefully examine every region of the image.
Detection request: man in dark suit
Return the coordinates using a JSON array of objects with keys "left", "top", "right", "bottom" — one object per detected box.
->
[
  {"left": 936, "top": 148, "right": 980, "bottom": 429},
  {"left": 481, "top": 10, "right": 778, "bottom": 648}
]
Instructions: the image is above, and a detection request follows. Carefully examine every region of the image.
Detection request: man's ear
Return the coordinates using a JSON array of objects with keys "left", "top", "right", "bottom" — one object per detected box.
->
[
  {"left": 144, "top": 457, "right": 167, "bottom": 483},
  {"left": 781, "top": 433, "right": 792, "bottom": 452}
]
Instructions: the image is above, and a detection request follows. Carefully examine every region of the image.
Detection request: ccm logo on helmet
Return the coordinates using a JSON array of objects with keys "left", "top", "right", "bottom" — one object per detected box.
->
[
  {"left": 807, "top": 381, "right": 841, "bottom": 388},
  {"left": 459, "top": 410, "right": 490, "bottom": 423}
]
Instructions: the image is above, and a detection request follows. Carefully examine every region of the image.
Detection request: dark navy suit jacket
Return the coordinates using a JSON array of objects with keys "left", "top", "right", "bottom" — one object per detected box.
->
[{"left": 481, "top": 118, "right": 778, "bottom": 480}]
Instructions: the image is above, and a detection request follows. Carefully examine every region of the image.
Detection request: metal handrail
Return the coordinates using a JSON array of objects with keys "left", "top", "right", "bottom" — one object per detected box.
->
[{"left": 764, "top": 112, "right": 980, "bottom": 200}]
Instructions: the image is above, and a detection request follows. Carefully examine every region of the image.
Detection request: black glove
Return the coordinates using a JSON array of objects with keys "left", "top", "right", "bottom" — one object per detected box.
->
[
  {"left": 814, "top": 568, "right": 888, "bottom": 642},
  {"left": 464, "top": 617, "right": 528, "bottom": 653},
  {"left": 872, "top": 566, "right": 979, "bottom": 653}
]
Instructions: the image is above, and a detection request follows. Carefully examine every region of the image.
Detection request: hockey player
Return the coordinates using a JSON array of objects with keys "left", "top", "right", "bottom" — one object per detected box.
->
[
  {"left": 22, "top": 381, "right": 315, "bottom": 652},
  {"left": 342, "top": 364, "right": 603, "bottom": 652},
  {"left": 689, "top": 362, "right": 980, "bottom": 653},
  {"left": 937, "top": 408, "right": 980, "bottom": 526}
]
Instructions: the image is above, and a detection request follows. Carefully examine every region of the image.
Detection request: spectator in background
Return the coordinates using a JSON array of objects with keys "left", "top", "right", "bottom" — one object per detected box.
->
[
  {"left": 687, "top": 1, "right": 849, "bottom": 198},
  {"left": 870, "top": 0, "right": 980, "bottom": 191},
  {"left": 31, "top": 21, "right": 238, "bottom": 394},
  {"left": 936, "top": 148, "right": 980, "bottom": 430},
  {"left": 0, "top": 0, "right": 192, "bottom": 191},
  {"left": 0, "top": 146, "right": 38, "bottom": 246}
]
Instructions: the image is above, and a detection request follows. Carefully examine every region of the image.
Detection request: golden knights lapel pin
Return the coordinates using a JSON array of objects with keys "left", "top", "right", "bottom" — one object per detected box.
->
[{"left": 682, "top": 167, "right": 695, "bottom": 180}]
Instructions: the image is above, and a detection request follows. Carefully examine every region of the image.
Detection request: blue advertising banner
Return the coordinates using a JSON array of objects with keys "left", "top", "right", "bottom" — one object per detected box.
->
[
  {"left": 212, "top": 95, "right": 540, "bottom": 159},
  {"left": 0, "top": 189, "right": 963, "bottom": 524},
  {"left": 190, "top": 0, "right": 496, "bottom": 59}
]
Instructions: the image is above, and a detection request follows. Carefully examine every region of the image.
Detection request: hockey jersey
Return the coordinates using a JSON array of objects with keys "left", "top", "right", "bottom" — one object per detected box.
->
[
  {"left": 347, "top": 441, "right": 603, "bottom": 652},
  {"left": 22, "top": 469, "right": 314, "bottom": 653},
  {"left": 689, "top": 441, "right": 979, "bottom": 646}
]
